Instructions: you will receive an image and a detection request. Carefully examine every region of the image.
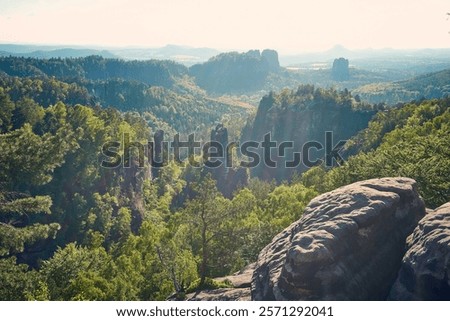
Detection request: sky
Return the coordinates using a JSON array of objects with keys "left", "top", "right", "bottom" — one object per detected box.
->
[{"left": 0, "top": 0, "right": 449, "bottom": 54}]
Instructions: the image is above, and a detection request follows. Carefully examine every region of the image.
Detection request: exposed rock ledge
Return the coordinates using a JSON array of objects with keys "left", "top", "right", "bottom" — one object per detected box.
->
[
  {"left": 251, "top": 177, "right": 425, "bottom": 300},
  {"left": 186, "top": 263, "right": 255, "bottom": 301}
]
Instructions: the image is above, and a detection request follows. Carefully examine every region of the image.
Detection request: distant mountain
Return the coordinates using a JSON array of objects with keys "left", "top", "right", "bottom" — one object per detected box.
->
[
  {"left": 24, "top": 49, "right": 118, "bottom": 59},
  {"left": 0, "top": 55, "right": 187, "bottom": 87},
  {"left": 280, "top": 45, "right": 450, "bottom": 67},
  {"left": 0, "top": 44, "right": 118, "bottom": 59},
  {"left": 110, "top": 45, "right": 220, "bottom": 65},
  {"left": 0, "top": 44, "right": 63, "bottom": 53},
  {"left": 0, "top": 44, "right": 220, "bottom": 65}
]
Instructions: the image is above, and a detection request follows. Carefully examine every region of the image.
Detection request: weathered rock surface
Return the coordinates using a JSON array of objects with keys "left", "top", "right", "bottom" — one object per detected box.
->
[
  {"left": 215, "top": 263, "right": 255, "bottom": 288},
  {"left": 389, "top": 202, "right": 450, "bottom": 300},
  {"left": 186, "top": 263, "right": 255, "bottom": 301},
  {"left": 186, "top": 288, "right": 251, "bottom": 301},
  {"left": 252, "top": 177, "right": 425, "bottom": 300}
]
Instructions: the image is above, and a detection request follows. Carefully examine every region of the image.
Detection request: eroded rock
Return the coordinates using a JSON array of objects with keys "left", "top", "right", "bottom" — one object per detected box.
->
[
  {"left": 186, "top": 288, "right": 251, "bottom": 301},
  {"left": 252, "top": 177, "right": 425, "bottom": 300},
  {"left": 389, "top": 202, "right": 450, "bottom": 300}
]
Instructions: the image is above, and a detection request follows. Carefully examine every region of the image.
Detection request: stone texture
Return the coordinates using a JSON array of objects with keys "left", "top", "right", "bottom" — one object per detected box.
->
[
  {"left": 389, "top": 202, "right": 450, "bottom": 300},
  {"left": 215, "top": 263, "right": 255, "bottom": 288},
  {"left": 186, "top": 263, "right": 255, "bottom": 301},
  {"left": 186, "top": 288, "right": 251, "bottom": 301},
  {"left": 251, "top": 177, "right": 425, "bottom": 300}
]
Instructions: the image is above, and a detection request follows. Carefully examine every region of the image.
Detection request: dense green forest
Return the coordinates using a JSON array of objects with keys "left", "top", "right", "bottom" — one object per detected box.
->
[
  {"left": 0, "top": 57, "right": 249, "bottom": 136},
  {"left": 353, "top": 69, "right": 450, "bottom": 105},
  {"left": 0, "top": 54, "right": 449, "bottom": 300}
]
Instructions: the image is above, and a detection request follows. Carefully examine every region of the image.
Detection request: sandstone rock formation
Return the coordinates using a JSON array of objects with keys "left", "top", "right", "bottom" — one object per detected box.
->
[
  {"left": 186, "top": 288, "right": 251, "bottom": 301},
  {"left": 189, "top": 49, "right": 279, "bottom": 93},
  {"left": 186, "top": 263, "right": 255, "bottom": 301},
  {"left": 215, "top": 263, "right": 255, "bottom": 289},
  {"left": 332, "top": 57, "right": 350, "bottom": 81},
  {"left": 242, "top": 87, "right": 375, "bottom": 182},
  {"left": 261, "top": 49, "right": 280, "bottom": 72},
  {"left": 389, "top": 202, "right": 450, "bottom": 300},
  {"left": 252, "top": 177, "right": 425, "bottom": 300}
]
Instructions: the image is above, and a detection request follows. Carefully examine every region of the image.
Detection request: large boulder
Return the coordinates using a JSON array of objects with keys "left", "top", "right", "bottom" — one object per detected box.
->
[
  {"left": 389, "top": 202, "right": 450, "bottom": 300},
  {"left": 252, "top": 177, "right": 425, "bottom": 300}
]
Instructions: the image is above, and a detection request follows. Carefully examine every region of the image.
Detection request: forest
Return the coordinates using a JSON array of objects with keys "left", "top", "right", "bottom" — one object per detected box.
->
[{"left": 0, "top": 53, "right": 449, "bottom": 300}]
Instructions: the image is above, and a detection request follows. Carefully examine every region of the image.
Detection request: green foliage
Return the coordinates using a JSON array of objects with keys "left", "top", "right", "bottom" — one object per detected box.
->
[
  {"left": 41, "top": 243, "right": 111, "bottom": 300},
  {"left": 0, "top": 55, "right": 186, "bottom": 87},
  {"left": 1, "top": 53, "right": 448, "bottom": 302},
  {"left": 181, "top": 174, "right": 229, "bottom": 283},
  {"left": 0, "top": 122, "right": 77, "bottom": 189},
  {"left": 297, "top": 165, "right": 329, "bottom": 193},
  {"left": 263, "top": 183, "right": 319, "bottom": 231},
  {"left": 354, "top": 69, "right": 450, "bottom": 105},
  {"left": 0, "top": 88, "right": 15, "bottom": 133},
  {"left": 304, "top": 98, "right": 450, "bottom": 208},
  {"left": 0, "top": 257, "right": 43, "bottom": 300},
  {"left": 0, "top": 193, "right": 59, "bottom": 257},
  {"left": 189, "top": 50, "right": 277, "bottom": 93}
]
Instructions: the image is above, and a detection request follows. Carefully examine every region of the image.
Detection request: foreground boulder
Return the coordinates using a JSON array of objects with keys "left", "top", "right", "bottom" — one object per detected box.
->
[
  {"left": 389, "top": 202, "right": 450, "bottom": 300},
  {"left": 252, "top": 177, "right": 425, "bottom": 300}
]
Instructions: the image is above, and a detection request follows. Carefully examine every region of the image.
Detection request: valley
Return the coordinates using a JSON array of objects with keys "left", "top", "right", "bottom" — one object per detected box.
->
[{"left": 0, "top": 45, "right": 449, "bottom": 301}]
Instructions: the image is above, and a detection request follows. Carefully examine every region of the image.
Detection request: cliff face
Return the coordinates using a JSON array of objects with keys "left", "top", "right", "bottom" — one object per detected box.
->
[{"left": 242, "top": 87, "right": 375, "bottom": 182}]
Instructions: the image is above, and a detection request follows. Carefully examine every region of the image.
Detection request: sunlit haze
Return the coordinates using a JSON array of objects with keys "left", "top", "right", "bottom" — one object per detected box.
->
[{"left": 0, "top": 0, "right": 449, "bottom": 53}]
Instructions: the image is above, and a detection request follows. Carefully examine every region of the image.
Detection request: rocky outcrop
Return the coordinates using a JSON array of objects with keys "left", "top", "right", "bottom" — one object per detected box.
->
[
  {"left": 187, "top": 288, "right": 251, "bottom": 301},
  {"left": 207, "top": 123, "right": 249, "bottom": 197},
  {"left": 252, "top": 177, "right": 425, "bottom": 300},
  {"left": 261, "top": 49, "right": 280, "bottom": 72},
  {"left": 215, "top": 263, "right": 256, "bottom": 288},
  {"left": 186, "top": 263, "right": 255, "bottom": 301},
  {"left": 332, "top": 57, "right": 349, "bottom": 81},
  {"left": 389, "top": 202, "right": 450, "bottom": 300},
  {"left": 241, "top": 87, "right": 375, "bottom": 182},
  {"left": 189, "top": 49, "right": 279, "bottom": 93}
]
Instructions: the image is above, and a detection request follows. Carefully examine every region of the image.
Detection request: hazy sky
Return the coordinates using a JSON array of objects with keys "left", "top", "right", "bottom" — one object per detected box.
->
[{"left": 0, "top": 0, "right": 449, "bottom": 53}]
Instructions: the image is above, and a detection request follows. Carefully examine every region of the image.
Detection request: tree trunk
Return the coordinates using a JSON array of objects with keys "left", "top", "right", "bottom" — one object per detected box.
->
[{"left": 200, "top": 225, "right": 208, "bottom": 286}]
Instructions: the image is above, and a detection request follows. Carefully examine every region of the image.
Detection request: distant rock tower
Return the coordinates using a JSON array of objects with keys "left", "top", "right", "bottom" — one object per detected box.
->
[
  {"left": 210, "top": 123, "right": 228, "bottom": 181},
  {"left": 151, "top": 129, "right": 165, "bottom": 179},
  {"left": 262, "top": 49, "right": 280, "bottom": 72},
  {"left": 210, "top": 123, "right": 228, "bottom": 147},
  {"left": 332, "top": 57, "right": 350, "bottom": 81},
  {"left": 208, "top": 123, "right": 249, "bottom": 197}
]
